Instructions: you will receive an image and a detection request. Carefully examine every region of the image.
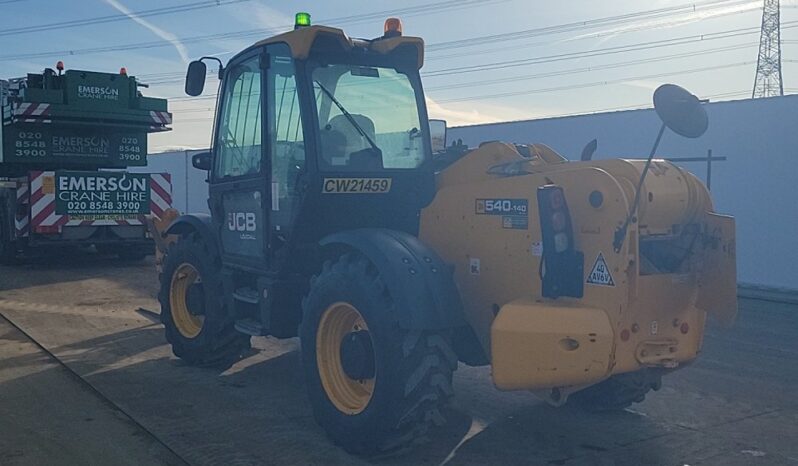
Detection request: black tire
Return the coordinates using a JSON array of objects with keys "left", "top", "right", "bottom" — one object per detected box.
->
[
  {"left": 158, "top": 232, "right": 250, "bottom": 367},
  {"left": 301, "top": 253, "right": 457, "bottom": 455},
  {"left": 0, "top": 206, "right": 17, "bottom": 265},
  {"left": 568, "top": 369, "right": 663, "bottom": 412}
]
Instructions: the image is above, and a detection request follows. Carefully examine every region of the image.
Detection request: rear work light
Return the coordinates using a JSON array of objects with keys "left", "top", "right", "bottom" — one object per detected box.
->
[
  {"left": 537, "top": 185, "right": 584, "bottom": 299},
  {"left": 384, "top": 17, "right": 402, "bottom": 37},
  {"left": 295, "top": 12, "right": 311, "bottom": 29}
]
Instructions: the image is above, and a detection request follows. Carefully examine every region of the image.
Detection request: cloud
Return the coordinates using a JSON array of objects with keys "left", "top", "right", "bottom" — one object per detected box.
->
[
  {"left": 226, "top": 1, "right": 293, "bottom": 31},
  {"left": 425, "top": 96, "right": 538, "bottom": 126},
  {"left": 103, "top": 0, "right": 190, "bottom": 64},
  {"left": 564, "top": 1, "right": 761, "bottom": 43},
  {"left": 621, "top": 80, "right": 661, "bottom": 92}
]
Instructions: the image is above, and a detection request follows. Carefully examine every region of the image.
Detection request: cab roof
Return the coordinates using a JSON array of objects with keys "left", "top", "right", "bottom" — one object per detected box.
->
[{"left": 250, "top": 25, "right": 425, "bottom": 68}]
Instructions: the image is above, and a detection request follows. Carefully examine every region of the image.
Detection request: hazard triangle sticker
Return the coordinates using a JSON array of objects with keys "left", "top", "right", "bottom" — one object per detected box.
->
[{"left": 586, "top": 252, "right": 615, "bottom": 287}]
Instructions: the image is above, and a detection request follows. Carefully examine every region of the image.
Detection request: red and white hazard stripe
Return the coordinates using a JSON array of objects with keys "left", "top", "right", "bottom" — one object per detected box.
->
[
  {"left": 150, "top": 110, "right": 172, "bottom": 125},
  {"left": 149, "top": 173, "right": 172, "bottom": 219},
  {"left": 13, "top": 102, "right": 52, "bottom": 123},
  {"left": 14, "top": 178, "right": 30, "bottom": 237},
  {"left": 29, "top": 171, "right": 67, "bottom": 230}
]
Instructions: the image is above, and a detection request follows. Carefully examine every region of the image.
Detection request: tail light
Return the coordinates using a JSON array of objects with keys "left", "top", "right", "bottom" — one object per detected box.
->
[
  {"left": 537, "top": 185, "right": 584, "bottom": 299},
  {"left": 35, "top": 225, "right": 60, "bottom": 235}
]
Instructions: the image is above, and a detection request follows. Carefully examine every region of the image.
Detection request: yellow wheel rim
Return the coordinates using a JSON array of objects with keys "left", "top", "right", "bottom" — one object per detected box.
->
[
  {"left": 169, "top": 263, "right": 205, "bottom": 339},
  {"left": 316, "top": 302, "right": 375, "bottom": 415}
]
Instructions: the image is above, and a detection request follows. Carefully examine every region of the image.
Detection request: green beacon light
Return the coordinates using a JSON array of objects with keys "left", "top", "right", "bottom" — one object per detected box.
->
[{"left": 295, "top": 12, "right": 311, "bottom": 29}]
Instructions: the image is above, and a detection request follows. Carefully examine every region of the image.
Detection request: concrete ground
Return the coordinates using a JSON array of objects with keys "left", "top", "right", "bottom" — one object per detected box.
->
[{"left": 0, "top": 255, "right": 796, "bottom": 466}]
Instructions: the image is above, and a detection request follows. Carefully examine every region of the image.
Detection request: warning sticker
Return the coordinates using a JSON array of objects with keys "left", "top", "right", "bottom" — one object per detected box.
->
[{"left": 586, "top": 252, "right": 615, "bottom": 287}]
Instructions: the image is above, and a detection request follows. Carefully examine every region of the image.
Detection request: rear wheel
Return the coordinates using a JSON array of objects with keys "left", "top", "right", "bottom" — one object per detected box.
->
[
  {"left": 301, "top": 253, "right": 457, "bottom": 455},
  {"left": 0, "top": 207, "right": 17, "bottom": 265},
  {"left": 158, "top": 232, "right": 250, "bottom": 366},
  {"left": 569, "top": 369, "right": 663, "bottom": 412}
]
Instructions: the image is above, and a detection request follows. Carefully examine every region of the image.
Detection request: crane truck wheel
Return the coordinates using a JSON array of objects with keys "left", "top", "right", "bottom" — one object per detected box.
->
[
  {"left": 300, "top": 252, "right": 457, "bottom": 455},
  {"left": 568, "top": 369, "right": 663, "bottom": 412},
  {"left": 158, "top": 232, "right": 250, "bottom": 367},
  {"left": 0, "top": 207, "right": 17, "bottom": 265}
]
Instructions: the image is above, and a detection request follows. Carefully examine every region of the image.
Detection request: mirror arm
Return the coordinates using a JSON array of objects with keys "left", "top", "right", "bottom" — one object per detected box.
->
[
  {"left": 199, "top": 56, "right": 225, "bottom": 79},
  {"left": 613, "top": 122, "right": 666, "bottom": 253}
]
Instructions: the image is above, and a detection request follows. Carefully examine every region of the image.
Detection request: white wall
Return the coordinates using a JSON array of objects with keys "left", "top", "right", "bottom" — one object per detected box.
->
[
  {"left": 449, "top": 95, "right": 798, "bottom": 290},
  {"left": 132, "top": 150, "right": 210, "bottom": 215}
]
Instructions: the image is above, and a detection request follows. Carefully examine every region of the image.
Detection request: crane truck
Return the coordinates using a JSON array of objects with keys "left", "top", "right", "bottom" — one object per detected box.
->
[
  {"left": 0, "top": 63, "right": 173, "bottom": 263},
  {"left": 154, "top": 14, "right": 737, "bottom": 454}
]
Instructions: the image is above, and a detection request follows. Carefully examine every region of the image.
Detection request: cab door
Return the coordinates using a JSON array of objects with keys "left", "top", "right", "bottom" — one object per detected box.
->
[
  {"left": 209, "top": 51, "right": 269, "bottom": 270},
  {"left": 266, "top": 44, "right": 307, "bottom": 256}
]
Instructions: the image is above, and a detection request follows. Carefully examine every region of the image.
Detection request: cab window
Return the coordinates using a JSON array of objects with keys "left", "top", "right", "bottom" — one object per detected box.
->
[
  {"left": 215, "top": 55, "right": 262, "bottom": 178},
  {"left": 312, "top": 63, "right": 426, "bottom": 171}
]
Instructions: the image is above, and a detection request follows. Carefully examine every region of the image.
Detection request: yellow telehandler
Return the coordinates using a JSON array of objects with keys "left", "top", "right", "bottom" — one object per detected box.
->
[{"left": 153, "top": 14, "right": 736, "bottom": 454}]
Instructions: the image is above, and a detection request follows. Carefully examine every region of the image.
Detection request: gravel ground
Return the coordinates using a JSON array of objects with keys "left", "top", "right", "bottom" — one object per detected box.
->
[{"left": 0, "top": 254, "right": 796, "bottom": 465}]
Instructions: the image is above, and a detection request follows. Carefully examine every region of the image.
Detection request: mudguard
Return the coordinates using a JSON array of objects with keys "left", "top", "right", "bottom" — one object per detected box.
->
[
  {"left": 165, "top": 213, "right": 216, "bottom": 247},
  {"left": 320, "top": 228, "right": 466, "bottom": 330}
]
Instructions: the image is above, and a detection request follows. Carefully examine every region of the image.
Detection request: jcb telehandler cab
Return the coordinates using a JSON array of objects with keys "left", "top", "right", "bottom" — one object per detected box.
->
[{"left": 157, "top": 14, "right": 737, "bottom": 454}]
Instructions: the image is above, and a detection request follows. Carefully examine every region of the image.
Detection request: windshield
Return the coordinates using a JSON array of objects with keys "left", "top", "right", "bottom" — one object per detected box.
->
[{"left": 311, "top": 63, "right": 427, "bottom": 171}]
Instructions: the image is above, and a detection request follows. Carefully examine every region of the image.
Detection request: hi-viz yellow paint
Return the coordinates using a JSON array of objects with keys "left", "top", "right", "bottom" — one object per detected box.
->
[{"left": 419, "top": 142, "right": 736, "bottom": 398}]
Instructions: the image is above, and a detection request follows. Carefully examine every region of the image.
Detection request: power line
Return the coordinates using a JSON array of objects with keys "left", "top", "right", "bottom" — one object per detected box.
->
[
  {"left": 436, "top": 61, "right": 754, "bottom": 103},
  {"left": 0, "top": 0, "right": 251, "bottom": 37},
  {"left": 0, "top": 0, "right": 751, "bottom": 62},
  {"left": 0, "top": 0, "right": 503, "bottom": 59},
  {"left": 147, "top": 22, "right": 786, "bottom": 90},
  {"left": 424, "top": 21, "right": 798, "bottom": 77},
  {"left": 427, "top": 0, "right": 754, "bottom": 51},
  {"left": 424, "top": 42, "right": 757, "bottom": 92},
  {"left": 429, "top": 6, "right": 759, "bottom": 62}
]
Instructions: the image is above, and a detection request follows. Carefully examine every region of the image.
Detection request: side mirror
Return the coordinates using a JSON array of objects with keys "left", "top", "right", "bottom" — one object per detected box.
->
[
  {"left": 429, "top": 119, "right": 447, "bottom": 153},
  {"left": 653, "top": 84, "right": 708, "bottom": 139},
  {"left": 185, "top": 60, "right": 207, "bottom": 97},
  {"left": 192, "top": 151, "right": 212, "bottom": 171}
]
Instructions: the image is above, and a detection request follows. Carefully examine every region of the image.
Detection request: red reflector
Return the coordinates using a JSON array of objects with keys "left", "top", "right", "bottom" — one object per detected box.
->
[
  {"left": 35, "top": 225, "right": 60, "bottom": 234},
  {"left": 620, "top": 329, "right": 630, "bottom": 341},
  {"left": 680, "top": 322, "right": 690, "bottom": 334}
]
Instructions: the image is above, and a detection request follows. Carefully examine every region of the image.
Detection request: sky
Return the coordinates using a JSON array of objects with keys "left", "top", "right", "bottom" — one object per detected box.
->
[{"left": 1, "top": 0, "right": 797, "bottom": 152}]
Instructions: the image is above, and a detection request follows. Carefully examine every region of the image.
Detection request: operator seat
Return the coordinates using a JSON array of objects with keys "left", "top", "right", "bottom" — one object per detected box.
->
[{"left": 328, "top": 113, "right": 376, "bottom": 155}]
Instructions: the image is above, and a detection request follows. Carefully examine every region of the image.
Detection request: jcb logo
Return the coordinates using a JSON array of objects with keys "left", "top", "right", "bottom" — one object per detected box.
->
[{"left": 228, "top": 212, "right": 256, "bottom": 232}]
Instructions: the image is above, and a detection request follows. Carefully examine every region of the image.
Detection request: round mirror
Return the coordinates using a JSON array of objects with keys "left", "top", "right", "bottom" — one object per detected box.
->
[{"left": 653, "top": 84, "right": 708, "bottom": 139}]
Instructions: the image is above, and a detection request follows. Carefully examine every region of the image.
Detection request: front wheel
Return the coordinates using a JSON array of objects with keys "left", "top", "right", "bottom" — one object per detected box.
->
[
  {"left": 158, "top": 232, "right": 250, "bottom": 367},
  {"left": 301, "top": 253, "right": 457, "bottom": 454}
]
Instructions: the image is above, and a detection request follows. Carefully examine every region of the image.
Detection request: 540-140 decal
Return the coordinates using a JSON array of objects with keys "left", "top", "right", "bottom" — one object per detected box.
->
[{"left": 323, "top": 177, "right": 392, "bottom": 194}]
